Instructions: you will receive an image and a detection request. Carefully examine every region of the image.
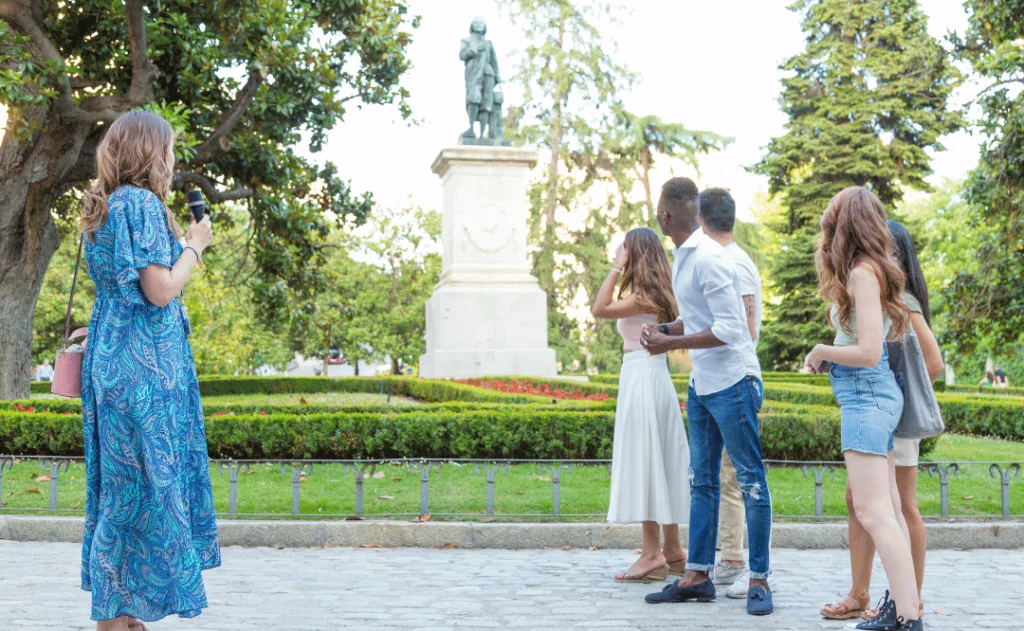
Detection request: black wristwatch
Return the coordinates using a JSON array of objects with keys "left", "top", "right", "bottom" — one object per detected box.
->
[{"left": 659, "top": 324, "right": 669, "bottom": 335}]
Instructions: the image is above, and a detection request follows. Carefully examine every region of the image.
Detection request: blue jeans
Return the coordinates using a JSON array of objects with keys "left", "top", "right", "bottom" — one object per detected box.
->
[{"left": 686, "top": 376, "right": 772, "bottom": 579}]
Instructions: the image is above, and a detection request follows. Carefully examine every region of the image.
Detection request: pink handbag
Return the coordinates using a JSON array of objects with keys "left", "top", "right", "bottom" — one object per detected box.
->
[{"left": 51, "top": 238, "right": 87, "bottom": 398}]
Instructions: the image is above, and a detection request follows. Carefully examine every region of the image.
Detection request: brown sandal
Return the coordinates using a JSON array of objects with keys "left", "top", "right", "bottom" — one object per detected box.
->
[
  {"left": 615, "top": 564, "right": 669, "bottom": 583},
  {"left": 666, "top": 557, "right": 687, "bottom": 576},
  {"left": 822, "top": 593, "right": 870, "bottom": 620}
]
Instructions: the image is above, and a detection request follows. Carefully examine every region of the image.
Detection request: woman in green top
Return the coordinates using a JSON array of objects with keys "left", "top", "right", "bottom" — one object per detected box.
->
[
  {"left": 820, "top": 220, "right": 945, "bottom": 628},
  {"left": 978, "top": 371, "right": 996, "bottom": 389}
]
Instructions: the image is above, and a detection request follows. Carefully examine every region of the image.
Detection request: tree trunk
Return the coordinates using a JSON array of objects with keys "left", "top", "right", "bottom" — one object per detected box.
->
[
  {"left": 322, "top": 355, "right": 330, "bottom": 378},
  {"left": 641, "top": 146, "right": 652, "bottom": 222},
  {"left": 391, "top": 356, "right": 400, "bottom": 375},
  {"left": 0, "top": 114, "right": 87, "bottom": 400},
  {"left": 537, "top": 12, "right": 566, "bottom": 275}
]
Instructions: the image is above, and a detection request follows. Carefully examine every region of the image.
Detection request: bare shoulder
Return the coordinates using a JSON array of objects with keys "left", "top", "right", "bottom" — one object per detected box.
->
[{"left": 848, "top": 264, "right": 881, "bottom": 291}]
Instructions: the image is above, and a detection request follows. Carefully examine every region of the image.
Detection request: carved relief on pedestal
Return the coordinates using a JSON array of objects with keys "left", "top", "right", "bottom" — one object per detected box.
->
[{"left": 451, "top": 175, "right": 522, "bottom": 262}]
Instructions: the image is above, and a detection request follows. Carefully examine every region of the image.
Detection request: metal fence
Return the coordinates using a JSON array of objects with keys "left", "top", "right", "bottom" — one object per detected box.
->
[{"left": 1, "top": 455, "right": 1020, "bottom": 520}]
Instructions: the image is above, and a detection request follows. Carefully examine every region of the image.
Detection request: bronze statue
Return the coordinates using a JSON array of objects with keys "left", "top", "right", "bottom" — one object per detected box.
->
[{"left": 460, "top": 17, "right": 507, "bottom": 144}]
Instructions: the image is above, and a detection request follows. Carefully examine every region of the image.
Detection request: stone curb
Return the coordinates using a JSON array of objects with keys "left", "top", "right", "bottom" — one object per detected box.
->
[{"left": 3, "top": 516, "right": 1024, "bottom": 550}]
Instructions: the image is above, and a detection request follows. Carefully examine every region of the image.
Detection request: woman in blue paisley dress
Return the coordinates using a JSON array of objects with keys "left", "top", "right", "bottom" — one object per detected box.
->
[{"left": 79, "top": 110, "right": 220, "bottom": 630}]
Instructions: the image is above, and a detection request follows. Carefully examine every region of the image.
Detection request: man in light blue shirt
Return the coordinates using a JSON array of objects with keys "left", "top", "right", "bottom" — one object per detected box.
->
[{"left": 641, "top": 178, "right": 773, "bottom": 616}]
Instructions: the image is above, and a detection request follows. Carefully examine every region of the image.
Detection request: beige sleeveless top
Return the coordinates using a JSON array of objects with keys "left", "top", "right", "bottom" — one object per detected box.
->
[{"left": 617, "top": 313, "right": 659, "bottom": 352}]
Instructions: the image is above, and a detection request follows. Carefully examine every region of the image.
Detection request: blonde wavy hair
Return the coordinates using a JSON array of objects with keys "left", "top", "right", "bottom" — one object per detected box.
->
[
  {"left": 816, "top": 186, "right": 908, "bottom": 338},
  {"left": 81, "top": 110, "right": 180, "bottom": 240},
  {"left": 618, "top": 227, "right": 679, "bottom": 323}
]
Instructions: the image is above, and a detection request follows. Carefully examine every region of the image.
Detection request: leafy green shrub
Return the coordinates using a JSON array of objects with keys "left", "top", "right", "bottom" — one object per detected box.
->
[{"left": 0, "top": 403, "right": 870, "bottom": 461}]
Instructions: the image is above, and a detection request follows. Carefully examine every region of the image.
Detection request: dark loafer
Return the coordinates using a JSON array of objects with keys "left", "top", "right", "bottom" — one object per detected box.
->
[
  {"left": 747, "top": 585, "right": 774, "bottom": 615},
  {"left": 645, "top": 579, "right": 716, "bottom": 604}
]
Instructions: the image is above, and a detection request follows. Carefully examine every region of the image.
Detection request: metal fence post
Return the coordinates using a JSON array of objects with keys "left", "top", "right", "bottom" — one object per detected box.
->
[
  {"left": 473, "top": 462, "right": 509, "bottom": 516},
  {"left": 39, "top": 459, "right": 70, "bottom": 511},
  {"left": 342, "top": 462, "right": 376, "bottom": 517},
  {"left": 540, "top": 463, "right": 572, "bottom": 516},
  {"left": 923, "top": 463, "right": 960, "bottom": 517},
  {"left": 801, "top": 464, "right": 835, "bottom": 517},
  {"left": 281, "top": 463, "right": 313, "bottom": 515},
  {"left": 217, "top": 462, "right": 250, "bottom": 516},
  {"left": 0, "top": 457, "right": 13, "bottom": 504},
  {"left": 989, "top": 463, "right": 1022, "bottom": 518},
  {"left": 408, "top": 461, "right": 442, "bottom": 515}
]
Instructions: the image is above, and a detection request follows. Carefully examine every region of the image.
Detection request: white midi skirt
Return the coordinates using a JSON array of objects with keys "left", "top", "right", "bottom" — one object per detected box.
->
[{"left": 607, "top": 351, "right": 690, "bottom": 525}]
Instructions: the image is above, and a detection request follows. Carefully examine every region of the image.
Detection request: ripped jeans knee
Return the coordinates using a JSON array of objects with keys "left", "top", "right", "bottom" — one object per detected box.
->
[{"left": 739, "top": 480, "right": 771, "bottom": 506}]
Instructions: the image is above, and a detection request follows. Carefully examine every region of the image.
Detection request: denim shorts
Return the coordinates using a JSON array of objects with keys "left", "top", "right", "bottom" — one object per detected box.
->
[{"left": 828, "top": 347, "right": 904, "bottom": 457}]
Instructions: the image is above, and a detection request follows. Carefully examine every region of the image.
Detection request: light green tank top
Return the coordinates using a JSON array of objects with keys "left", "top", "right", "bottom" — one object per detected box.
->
[{"left": 831, "top": 291, "right": 921, "bottom": 347}]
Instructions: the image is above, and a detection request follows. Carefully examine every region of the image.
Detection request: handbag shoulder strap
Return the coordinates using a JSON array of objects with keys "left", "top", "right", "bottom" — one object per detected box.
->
[{"left": 64, "top": 236, "right": 84, "bottom": 341}]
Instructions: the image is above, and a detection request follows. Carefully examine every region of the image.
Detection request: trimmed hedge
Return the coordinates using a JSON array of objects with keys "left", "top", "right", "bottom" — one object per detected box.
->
[{"left": 0, "top": 401, "right": 927, "bottom": 462}]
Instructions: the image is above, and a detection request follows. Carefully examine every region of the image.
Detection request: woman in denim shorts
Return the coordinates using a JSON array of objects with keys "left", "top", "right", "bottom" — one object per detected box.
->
[
  {"left": 803, "top": 187, "right": 922, "bottom": 631},
  {"left": 822, "top": 222, "right": 946, "bottom": 627}
]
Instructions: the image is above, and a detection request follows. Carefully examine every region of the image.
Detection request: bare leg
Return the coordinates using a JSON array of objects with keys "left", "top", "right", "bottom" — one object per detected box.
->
[
  {"left": 96, "top": 616, "right": 130, "bottom": 631},
  {"left": 616, "top": 520, "right": 667, "bottom": 579},
  {"left": 662, "top": 524, "right": 686, "bottom": 562},
  {"left": 847, "top": 481, "right": 876, "bottom": 598},
  {"left": 896, "top": 465, "right": 926, "bottom": 599},
  {"left": 822, "top": 483, "right": 874, "bottom": 617},
  {"left": 846, "top": 450, "right": 920, "bottom": 621}
]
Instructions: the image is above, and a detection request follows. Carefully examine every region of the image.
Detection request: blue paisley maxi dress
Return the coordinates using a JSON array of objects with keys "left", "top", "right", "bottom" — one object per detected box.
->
[{"left": 80, "top": 185, "right": 220, "bottom": 622}]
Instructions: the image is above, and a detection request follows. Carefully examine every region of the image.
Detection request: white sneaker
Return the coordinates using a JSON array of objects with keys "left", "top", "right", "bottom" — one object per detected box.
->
[
  {"left": 713, "top": 561, "right": 746, "bottom": 585},
  {"left": 725, "top": 569, "right": 777, "bottom": 599}
]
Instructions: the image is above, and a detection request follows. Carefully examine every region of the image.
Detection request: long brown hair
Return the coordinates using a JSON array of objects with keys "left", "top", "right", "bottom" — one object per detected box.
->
[
  {"left": 816, "top": 187, "right": 908, "bottom": 338},
  {"left": 81, "top": 110, "right": 180, "bottom": 240},
  {"left": 618, "top": 227, "right": 679, "bottom": 323}
]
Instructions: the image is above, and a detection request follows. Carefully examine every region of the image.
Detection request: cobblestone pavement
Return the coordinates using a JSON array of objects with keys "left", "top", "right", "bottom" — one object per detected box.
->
[{"left": 2, "top": 542, "right": 1021, "bottom": 630}]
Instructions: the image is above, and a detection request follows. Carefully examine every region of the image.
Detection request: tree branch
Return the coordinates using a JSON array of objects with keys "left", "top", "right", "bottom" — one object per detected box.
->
[
  {"left": 0, "top": 1, "right": 70, "bottom": 100},
  {"left": 124, "top": 0, "right": 158, "bottom": 105},
  {"left": 69, "top": 77, "right": 107, "bottom": 90},
  {"left": 191, "top": 66, "right": 266, "bottom": 165},
  {"left": 172, "top": 172, "right": 254, "bottom": 203}
]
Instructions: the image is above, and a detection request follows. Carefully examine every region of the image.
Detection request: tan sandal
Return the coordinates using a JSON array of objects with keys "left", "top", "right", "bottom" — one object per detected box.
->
[
  {"left": 666, "top": 557, "right": 687, "bottom": 576},
  {"left": 822, "top": 593, "right": 870, "bottom": 620},
  {"left": 615, "top": 564, "right": 669, "bottom": 583}
]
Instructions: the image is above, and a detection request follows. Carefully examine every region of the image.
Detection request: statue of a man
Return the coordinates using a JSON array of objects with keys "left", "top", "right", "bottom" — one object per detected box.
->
[{"left": 460, "top": 17, "right": 502, "bottom": 141}]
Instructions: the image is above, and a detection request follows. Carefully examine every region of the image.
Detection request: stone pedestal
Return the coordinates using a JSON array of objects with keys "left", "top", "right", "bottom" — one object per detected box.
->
[{"left": 418, "top": 146, "right": 557, "bottom": 379}]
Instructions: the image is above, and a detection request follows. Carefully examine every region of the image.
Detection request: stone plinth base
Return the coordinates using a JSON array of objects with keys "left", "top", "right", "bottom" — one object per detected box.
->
[{"left": 418, "top": 145, "right": 557, "bottom": 379}]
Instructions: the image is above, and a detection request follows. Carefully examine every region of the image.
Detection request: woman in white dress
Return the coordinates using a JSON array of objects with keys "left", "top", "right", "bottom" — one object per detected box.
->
[{"left": 592, "top": 227, "right": 690, "bottom": 583}]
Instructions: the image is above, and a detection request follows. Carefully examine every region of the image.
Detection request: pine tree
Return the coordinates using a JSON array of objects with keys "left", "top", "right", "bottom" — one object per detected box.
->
[{"left": 751, "top": 0, "right": 962, "bottom": 369}]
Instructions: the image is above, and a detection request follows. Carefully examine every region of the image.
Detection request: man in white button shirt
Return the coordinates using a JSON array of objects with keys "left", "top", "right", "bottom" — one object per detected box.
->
[
  {"left": 641, "top": 178, "right": 773, "bottom": 616},
  {"left": 699, "top": 188, "right": 767, "bottom": 599}
]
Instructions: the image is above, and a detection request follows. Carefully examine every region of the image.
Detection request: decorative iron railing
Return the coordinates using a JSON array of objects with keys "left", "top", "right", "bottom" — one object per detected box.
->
[{"left": 0, "top": 456, "right": 1020, "bottom": 520}]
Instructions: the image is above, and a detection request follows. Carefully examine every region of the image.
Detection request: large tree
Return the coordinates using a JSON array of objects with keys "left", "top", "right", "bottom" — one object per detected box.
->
[
  {"left": 751, "top": 0, "right": 962, "bottom": 370},
  {"left": 500, "top": 1, "right": 727, "bottom": 370},
  {"left": 0, "top": 0, "right": 417, "bottom": 398},
  {"left": 941, "top": 0, "right": 1024, "bottom": 358}
]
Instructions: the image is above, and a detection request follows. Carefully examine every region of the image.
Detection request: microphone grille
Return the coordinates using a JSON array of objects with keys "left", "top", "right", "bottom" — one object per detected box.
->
[{"left": 187, "top": 189, "right": 204, "bottom": 205}]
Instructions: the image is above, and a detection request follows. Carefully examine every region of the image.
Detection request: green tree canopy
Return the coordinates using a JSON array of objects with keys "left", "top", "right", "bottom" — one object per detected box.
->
[
  {"left": 0, "top": 0, "right": 417, "bottom": 398},
  {"left": 751, "top": 0, "right": 962, "bottom": 370},
  {"left": 942, "top": 0, "right": 1024, "bottom": 357}
]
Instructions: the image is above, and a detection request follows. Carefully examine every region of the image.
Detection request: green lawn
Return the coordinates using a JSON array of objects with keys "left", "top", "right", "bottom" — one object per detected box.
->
[{"left": 3, "top": 433, "right": 1022, "bottom": 520}]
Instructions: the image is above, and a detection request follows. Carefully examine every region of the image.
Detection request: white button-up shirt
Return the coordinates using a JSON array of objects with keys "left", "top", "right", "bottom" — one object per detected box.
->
[{"left": 673, "top": 228, "right": 761, "bottom": 395}]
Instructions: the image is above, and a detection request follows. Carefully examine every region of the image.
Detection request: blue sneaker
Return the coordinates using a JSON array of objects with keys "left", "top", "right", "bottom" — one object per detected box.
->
[
  {"left": 747, "top": 584, "right": 774, "bottom": 615},
  {"left": 645, "top": 579, "right": 716, "bottom": 604}
]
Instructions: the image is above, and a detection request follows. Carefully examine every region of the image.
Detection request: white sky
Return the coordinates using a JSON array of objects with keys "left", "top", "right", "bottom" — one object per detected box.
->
[{"left": 316, "top": 0, "right": 979, "bottom": 222}]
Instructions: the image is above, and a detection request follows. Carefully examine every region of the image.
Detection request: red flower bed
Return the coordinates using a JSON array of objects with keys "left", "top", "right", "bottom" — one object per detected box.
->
[
  {"left": 13, "top": 403, "right": 35, "bottom": 413},
  {"left": 457, "top": 379, "right": 611, "bottom": 402}
]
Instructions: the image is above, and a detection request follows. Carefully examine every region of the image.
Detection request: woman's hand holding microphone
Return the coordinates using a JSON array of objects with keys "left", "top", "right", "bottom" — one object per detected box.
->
[{"left": 184, "top": 216, "right": 213, "bottom": 265}]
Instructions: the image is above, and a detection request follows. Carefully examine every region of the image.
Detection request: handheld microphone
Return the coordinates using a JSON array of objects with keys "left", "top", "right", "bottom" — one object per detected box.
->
[{"left": 187, "top": 190, "right": 207, "bottom": 222}]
